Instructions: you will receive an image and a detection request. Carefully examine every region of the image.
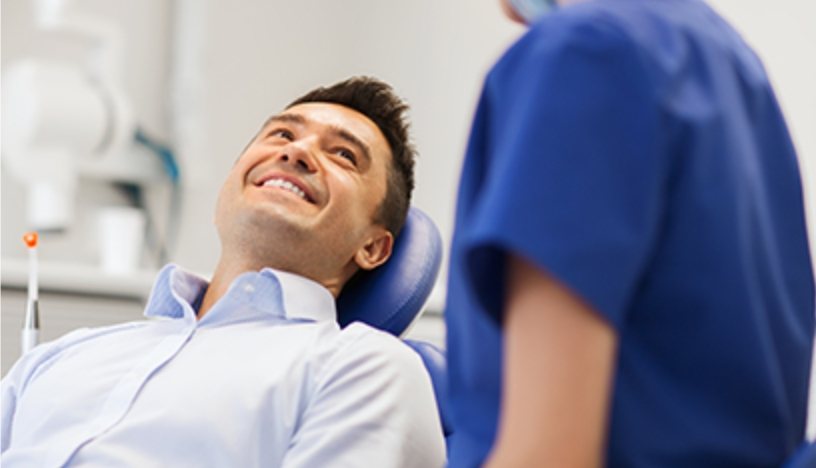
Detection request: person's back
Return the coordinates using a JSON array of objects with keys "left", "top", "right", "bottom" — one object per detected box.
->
[
  {"left": 598, "top": 0, "right": 815, "bottom": 465},
  {"left": 445, "top": 0, "right": 814, "bottom": 466}
]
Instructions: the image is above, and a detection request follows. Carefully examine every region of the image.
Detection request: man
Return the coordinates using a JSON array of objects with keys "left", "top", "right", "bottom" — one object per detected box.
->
[
  {"left": 446, "top": 0, "right": 814, "bottom": 466},
  {"left": 1, "top": 77, "right": 445, "bottom": 467}
]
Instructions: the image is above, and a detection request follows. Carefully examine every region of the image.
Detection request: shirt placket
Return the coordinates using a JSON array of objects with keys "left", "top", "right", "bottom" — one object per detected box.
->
[{"left": 46, "top": 318, "right": 197, "bottom": 467}]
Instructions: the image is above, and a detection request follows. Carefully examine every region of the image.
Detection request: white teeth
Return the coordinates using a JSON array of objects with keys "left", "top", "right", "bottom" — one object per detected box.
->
[{"left": 262, "top": 178, "right": 307, "bottom": 200}]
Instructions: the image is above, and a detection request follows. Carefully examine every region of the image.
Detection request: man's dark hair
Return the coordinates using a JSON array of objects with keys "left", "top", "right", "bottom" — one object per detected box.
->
[{"left": 287, "top": 76, "right": 416, "bottom": 237}]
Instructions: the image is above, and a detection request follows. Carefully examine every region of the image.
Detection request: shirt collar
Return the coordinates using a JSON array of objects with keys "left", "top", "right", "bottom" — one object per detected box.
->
[
  {"left": 143, "top": 264, "right": 337, "bottom": 324},
  {"left": 260, "top": 267, "right": 336, "bottom": 323}
]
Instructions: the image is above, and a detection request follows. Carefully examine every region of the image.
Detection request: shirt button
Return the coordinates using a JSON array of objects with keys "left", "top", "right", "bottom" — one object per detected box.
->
[{"left": 243, "top": 283, "right": 255, "bottom": 294}]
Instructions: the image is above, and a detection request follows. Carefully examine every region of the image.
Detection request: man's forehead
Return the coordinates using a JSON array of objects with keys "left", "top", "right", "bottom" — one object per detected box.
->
[{"left": 269, "top": 103, "right": 381, "bottom": 142}]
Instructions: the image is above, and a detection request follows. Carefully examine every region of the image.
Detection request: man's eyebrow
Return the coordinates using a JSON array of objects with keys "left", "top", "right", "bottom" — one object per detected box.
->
[{"left": 262, "top": 113, "right": 306, "bottom": 130}]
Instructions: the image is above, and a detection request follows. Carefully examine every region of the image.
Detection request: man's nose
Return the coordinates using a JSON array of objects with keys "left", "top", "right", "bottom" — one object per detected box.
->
[{"left": 278, "top": 142, "right": 317, "bottom": 173}]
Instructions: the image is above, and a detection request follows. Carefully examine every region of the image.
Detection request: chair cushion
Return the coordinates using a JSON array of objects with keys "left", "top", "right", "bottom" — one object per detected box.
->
[{"left": 337, "top": 207, "right": 442, "bottom": 336}]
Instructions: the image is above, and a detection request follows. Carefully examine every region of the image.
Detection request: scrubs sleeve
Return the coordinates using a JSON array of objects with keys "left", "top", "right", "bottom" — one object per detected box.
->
[{"left": 463, "top": 19, "right": 667, "bottom": 330}]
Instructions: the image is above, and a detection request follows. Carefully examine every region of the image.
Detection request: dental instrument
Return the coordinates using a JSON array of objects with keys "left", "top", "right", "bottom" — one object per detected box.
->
[{"left": 22, "top": 231, "right": 40, "bottom": 354}]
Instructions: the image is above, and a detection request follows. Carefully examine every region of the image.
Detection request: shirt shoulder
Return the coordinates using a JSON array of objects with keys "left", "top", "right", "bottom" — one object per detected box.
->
[
  {"left": 330, "top": 322, "right": 425, "bottom": 370},
  {"left": 305, "top": 322, "right": 432, "bottom": 400},
  {"left": 284, "top": 323, "right": 445, "bottom": 467}
]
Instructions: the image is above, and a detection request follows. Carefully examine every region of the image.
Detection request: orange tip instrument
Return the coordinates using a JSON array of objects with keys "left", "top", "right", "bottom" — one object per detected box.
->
[{"left": 23, "top": 232, "right": 39, "bottom": 248}]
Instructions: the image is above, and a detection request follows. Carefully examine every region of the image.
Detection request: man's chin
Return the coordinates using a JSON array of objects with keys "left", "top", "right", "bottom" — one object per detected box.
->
[
  {"left": 252, "top": 211, "right": 314, "bottom": 239},
  {"left": 248, "top": 197, "right": 317, "bottom": 221}
]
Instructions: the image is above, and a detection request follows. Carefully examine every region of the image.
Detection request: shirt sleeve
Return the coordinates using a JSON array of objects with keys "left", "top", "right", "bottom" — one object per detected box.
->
[
  {"left": 1, "top": 365, "right": 19, "bottom": 452},
  {"left": 281, "top": 324, "right": 445, "bottom": 468},
  {"left": 462, "top": 17, "right": 668, "bottom": 330}
]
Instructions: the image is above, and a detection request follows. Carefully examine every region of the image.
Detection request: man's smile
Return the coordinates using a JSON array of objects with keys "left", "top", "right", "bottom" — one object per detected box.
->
[{"left": 253, "top": 173, "right": 317, "bottom": 204}]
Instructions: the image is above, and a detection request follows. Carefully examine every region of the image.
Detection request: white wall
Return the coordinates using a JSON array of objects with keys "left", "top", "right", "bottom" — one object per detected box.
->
[
  {"left": 1, "top": 0, "right": 173, "bottom": 265},
  {"left": 165, "top": 0, "right": 816, "bottom": 312},
  {"left": 4, "top": 0, "right": 812, "bottom": 284},
  {"left": 168, "top": 0, "right": 521, "bottom": 279}
]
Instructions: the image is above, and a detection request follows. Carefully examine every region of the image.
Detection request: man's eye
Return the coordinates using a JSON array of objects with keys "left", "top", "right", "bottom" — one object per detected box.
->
[
  {"left": 269, "top": 129, "right": 294, "bottom": 140},
  {"left": 336, "top": 148, "right": 357, "bottom": 166}
]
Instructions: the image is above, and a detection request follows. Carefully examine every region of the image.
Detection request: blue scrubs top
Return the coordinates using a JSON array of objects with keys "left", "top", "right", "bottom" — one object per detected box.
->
[{"left": 445, "top": 0, "right": 815, "bottom": 466}]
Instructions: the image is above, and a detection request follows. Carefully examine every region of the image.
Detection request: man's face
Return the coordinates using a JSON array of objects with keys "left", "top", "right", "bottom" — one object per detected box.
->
[{"left": 215, "top": 102, "right": 394, "bottom": 285}]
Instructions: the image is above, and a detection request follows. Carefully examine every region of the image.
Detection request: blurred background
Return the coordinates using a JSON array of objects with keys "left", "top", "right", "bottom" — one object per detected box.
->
[{"left": 1, "top": 0, "right": 815, "bottom": 424}]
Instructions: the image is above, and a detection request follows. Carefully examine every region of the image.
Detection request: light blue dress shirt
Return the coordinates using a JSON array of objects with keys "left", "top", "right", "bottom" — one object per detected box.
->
[{"left": 1, "top": 265, "right": 445, "bottom": 467}]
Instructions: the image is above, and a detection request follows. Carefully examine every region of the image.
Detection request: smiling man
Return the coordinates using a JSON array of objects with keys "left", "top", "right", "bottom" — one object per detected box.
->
[{"left": 1, "top": 77, "right": 446, "bottom": 468}]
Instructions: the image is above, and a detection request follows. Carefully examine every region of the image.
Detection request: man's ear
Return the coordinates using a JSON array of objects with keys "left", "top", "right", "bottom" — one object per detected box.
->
[{"left": 354, "top": 227, "right": 394, "bottom": 271}]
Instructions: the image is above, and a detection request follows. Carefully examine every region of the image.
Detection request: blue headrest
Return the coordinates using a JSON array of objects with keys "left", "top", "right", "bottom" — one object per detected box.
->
[{"left": 337, "top": 207, "right": 442, "bottom": 336}]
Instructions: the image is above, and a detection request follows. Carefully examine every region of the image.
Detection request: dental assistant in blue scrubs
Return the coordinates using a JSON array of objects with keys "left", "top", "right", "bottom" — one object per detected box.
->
[{"left": 445, "top": 0, "right": 815, "bottom": 466}]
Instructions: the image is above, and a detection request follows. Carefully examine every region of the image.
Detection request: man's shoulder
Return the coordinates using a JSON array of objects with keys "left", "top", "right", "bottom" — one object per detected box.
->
[
  {"left": 322, "top": 322, "right": 425, "bottom": 373},
  {"left": 340, "top": 322, "right": 410, "bottom": 352}
]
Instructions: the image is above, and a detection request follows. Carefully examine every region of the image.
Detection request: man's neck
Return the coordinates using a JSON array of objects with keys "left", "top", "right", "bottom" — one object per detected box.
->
[
  {"left": 197, "top": 259, "right": 253, "bottom": 320},
  {"left": 197, "top": 255, "right": 346, "bottom": 320}
]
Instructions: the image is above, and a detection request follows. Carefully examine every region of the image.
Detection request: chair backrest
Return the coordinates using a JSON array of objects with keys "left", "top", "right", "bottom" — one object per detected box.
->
[{"left": 337, "top": 207, "right": 442, "bottom": 336}]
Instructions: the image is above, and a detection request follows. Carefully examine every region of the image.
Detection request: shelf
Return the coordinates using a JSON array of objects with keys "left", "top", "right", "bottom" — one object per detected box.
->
[
  {"left": 1, "top": 258, "right": 158, "bottom": 299},
  {"left": 1, "top": 257, "right": 447, "bottom": 312}
]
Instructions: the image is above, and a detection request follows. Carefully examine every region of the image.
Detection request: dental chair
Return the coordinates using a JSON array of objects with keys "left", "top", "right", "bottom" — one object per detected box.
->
[{"left": 336, "top": 206, "right": 452, "bottom": 442}]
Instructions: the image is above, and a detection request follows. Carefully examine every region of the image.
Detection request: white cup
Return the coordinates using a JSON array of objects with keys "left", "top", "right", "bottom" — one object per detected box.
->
[{"left": 98, "top": 206, "right": 146, "bottom": 274}]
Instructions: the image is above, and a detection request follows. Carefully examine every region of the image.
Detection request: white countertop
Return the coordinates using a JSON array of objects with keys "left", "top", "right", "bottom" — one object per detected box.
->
[
  {"left": 1, "top": 258, "right": 158, "bottom": 299},
  {"left": 1, "top": 257, "right": 447, "bottom": 312}
]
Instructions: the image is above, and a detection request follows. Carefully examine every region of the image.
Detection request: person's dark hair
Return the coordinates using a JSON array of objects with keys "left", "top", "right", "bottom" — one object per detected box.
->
[{"left": 287, "top": 76, "right": 416, "bottom": 237}]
